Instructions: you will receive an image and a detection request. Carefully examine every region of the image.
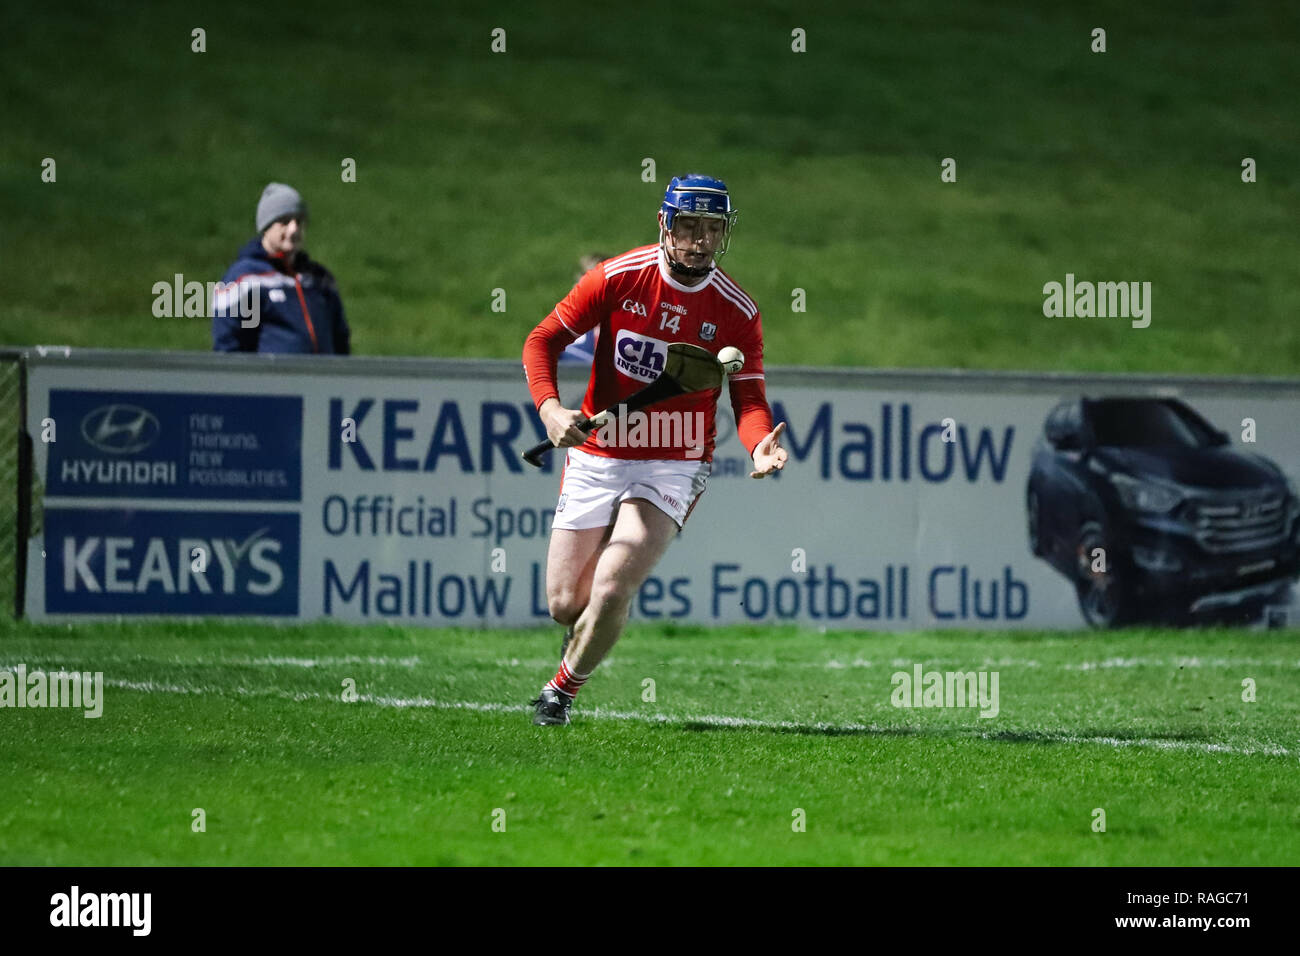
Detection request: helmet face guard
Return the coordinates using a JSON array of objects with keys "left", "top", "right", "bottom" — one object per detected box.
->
[{"left": 660, "top": 175, "right": 738, "bottom": 276}]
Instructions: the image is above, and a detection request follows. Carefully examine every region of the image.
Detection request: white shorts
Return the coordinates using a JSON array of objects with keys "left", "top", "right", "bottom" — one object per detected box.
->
[{"left": 553, "top": 447, "right": 712, "bottom": 531}]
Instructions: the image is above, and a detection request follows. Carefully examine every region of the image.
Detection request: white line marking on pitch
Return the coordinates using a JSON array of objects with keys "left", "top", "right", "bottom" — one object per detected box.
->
[
  {"left": 69, "top": 674, "right": 1298, "bottom": 760},
  {"left": 10, "top": 652, "right": 1300, "bottom": 674},
  {"left": 0, "top": 654, "right": 423, "bottom": 669}
]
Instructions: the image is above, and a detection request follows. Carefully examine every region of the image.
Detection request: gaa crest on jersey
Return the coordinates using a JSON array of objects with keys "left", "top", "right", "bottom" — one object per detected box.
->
[
  {"left": 613, "top": 330, "right": 669, "bottom": 383},
  {"left": 699, "top": 321, "right": 717, "bottom": 342}
]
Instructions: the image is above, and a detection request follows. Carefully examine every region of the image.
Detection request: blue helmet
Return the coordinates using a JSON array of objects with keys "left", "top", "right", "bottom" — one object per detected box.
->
[{"left": 659, "top": 174, "right": 738, "bottom": 274}]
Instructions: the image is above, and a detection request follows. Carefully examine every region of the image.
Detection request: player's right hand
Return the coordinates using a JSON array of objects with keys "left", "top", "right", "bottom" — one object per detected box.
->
[{"left": 541, "top": 401, "right": 590, "bottom": 448}]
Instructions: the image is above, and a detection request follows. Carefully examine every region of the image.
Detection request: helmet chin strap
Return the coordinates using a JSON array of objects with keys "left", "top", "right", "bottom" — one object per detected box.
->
[{"left": 662, "top": 232, "right": 714, "bottom": 278}]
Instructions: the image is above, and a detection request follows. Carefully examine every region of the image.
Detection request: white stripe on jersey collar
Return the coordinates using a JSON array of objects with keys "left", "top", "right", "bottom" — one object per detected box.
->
[{"left": 658, "top": 246, "right": 716, "bottom": 294}]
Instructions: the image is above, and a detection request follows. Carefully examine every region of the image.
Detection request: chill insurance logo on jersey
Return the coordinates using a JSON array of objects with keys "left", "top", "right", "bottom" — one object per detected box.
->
[{"left": 613, "top": 330, "right": 669, "bottom": 384}]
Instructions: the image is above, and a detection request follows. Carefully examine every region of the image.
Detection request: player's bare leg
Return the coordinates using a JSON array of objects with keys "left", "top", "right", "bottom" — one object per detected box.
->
[
  {"left": 532, "top": 499, "right": 678, "bottom": 724},
  {"left": 545, "top": 525, "right": 612, "bottom": 628},
  {"left": 566, "top": 499, "right": 677, "bottom": 672},
  {"left": 544, "top": 523, "right": 613, "bottom": 658}
]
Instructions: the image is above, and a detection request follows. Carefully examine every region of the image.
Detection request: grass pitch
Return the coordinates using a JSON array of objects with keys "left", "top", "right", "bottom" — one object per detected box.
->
[{"left": 2, "top": 618, "right": 1297, "bottom": 865}]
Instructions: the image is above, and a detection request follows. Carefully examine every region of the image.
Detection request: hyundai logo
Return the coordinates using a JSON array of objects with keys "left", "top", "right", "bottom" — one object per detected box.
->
[{"left": 81, "top": 404, "right": 161, "bottom": 454}]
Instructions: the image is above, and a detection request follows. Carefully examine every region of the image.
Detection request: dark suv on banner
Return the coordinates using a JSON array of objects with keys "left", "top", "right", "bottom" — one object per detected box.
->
[{"left": 1027, "top": 396, "right": 1300, "bottom": 627}]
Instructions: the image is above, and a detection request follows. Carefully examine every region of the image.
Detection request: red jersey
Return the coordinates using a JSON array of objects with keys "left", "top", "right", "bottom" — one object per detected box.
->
[{"left": 523, "top": 245, "right": 773, "bottom": 462}]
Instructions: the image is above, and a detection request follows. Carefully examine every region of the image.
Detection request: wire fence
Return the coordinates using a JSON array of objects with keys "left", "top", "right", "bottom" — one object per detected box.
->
[{"left": 0, "top": 354, "right": 21, "bottom": 616}]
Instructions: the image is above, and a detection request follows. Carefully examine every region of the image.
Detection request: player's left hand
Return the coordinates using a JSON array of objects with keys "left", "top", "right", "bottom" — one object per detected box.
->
[{"left": 750, "top": 422, "right": 788, "bottom": 479}]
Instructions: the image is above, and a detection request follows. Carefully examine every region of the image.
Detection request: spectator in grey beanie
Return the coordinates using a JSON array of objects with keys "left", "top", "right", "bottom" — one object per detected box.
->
[{"left": 212, "top": 182, "right": 351, "bottom": 354}]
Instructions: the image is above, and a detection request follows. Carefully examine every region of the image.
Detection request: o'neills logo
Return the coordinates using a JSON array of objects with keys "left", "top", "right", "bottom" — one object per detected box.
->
[{"left": 50, "top": 886, "right": 151, "bottom": 936}]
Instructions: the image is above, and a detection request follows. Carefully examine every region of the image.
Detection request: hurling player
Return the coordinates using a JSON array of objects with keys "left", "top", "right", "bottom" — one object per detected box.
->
[{"left": 521, "top": 175, "right": 788, "bottom": 725}]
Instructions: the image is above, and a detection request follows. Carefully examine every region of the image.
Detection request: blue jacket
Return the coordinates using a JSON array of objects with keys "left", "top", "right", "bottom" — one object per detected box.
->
[{"left": 212, "top": 237, "right": 351, "bottom": 354}]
